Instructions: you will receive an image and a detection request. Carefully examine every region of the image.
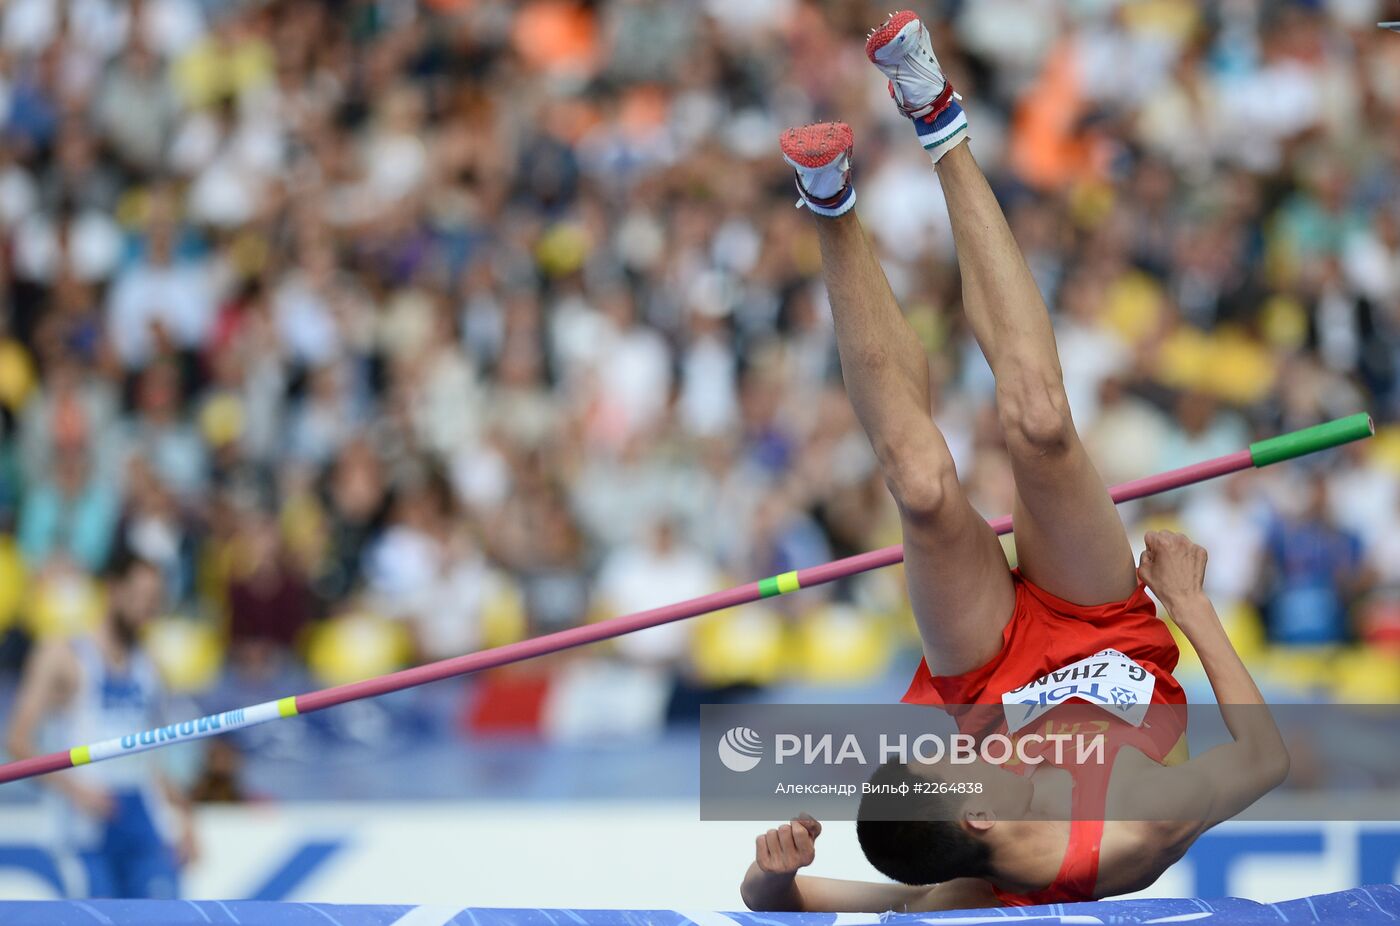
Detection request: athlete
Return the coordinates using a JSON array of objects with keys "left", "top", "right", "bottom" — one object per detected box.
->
[
  {"left": 738, "top": 11, "right": 1288, "bottom": 912},
  {"left": 741, "top": 530, "right": 1288, "bottom": 911},
  {"left": 7, "top": 553, "right": 196, "bottom": 898}
]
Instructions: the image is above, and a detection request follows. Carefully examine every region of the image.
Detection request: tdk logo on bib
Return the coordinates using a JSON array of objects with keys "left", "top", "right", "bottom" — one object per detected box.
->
[{"left": 1001, "top": 649, "right": 1155, "bottom": 733}]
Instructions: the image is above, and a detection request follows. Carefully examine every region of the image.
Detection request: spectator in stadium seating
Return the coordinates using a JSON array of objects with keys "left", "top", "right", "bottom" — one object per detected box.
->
[
  {"left": 313, "top": 437, "right": 390, "bottom": 604},
  {"left": 123, "top": 361, "right": 208, "bottom": 499},
  {"left": 226, "top": 504, "right": 313, "bottom": 675},
  {"left": 596, "top": 517, "right": 719, "bottom": 666},
  {"left": 114, "top": 455, "right": 194, "bottom": 602},
  {"left": 105, "top": 215, "right": 214, "bottom": 371},
  {"left": 1262, "top": 476, "right": 1368, "bottom": 646},
  {"left": 17, "top": 448, "right": 119, "bottom": 573}
]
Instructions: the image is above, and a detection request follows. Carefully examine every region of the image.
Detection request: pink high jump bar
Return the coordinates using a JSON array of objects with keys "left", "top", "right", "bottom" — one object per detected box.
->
[{"left": 0, "top": 414, "right": 1374, "bottom": 785}]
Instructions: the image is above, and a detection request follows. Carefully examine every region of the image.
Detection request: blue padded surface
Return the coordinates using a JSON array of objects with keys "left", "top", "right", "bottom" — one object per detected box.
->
[{"left": 0, "top": 885, "right": 1396, "bottom": 925}]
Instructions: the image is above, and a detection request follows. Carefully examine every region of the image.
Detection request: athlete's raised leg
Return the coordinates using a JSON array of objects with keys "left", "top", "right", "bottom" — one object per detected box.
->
[
  {"left": 938, "top": 144, "right": 1138, "bottom": 604},
  {"left": 779, "top": 123, "right": 1014, "bottom": 676},
  {"left": 867, "top": 12, "right": 1137, "bottom": 606}
]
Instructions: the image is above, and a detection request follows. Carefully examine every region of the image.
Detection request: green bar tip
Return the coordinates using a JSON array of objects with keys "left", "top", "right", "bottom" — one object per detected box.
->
[{"left": 1249, "top": 413, "right": 1375, "bottom": 468}]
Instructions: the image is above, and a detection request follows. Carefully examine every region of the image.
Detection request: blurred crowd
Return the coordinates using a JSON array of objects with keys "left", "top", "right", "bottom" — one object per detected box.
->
[{"left": 1, "top": 0, "right": 1398, "bottom": 725}]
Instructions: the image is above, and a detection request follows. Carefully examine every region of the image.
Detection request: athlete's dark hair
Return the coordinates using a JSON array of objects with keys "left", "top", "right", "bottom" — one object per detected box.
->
[{"left": 855, "top": 759, "right": 992, "bottom": 885}]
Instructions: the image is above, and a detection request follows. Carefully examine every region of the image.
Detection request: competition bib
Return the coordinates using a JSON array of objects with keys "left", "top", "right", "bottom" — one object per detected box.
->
[{"left": 1000, "top": 648, "right": 1156, "bottom": 734}]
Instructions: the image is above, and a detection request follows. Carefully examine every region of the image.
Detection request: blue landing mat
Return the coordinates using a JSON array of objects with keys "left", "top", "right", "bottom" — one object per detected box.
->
[{"left": 1, "top": 885, "right": 1397, "bottom": 925}]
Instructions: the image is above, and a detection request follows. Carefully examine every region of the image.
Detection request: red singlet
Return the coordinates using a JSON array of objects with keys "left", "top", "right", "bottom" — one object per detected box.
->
[
  {"left": 902, "top": 569, "right": 1189, "bottom": 904},
  {"left": 989, "top": 732, "right": 1123, "bottom": 906}
]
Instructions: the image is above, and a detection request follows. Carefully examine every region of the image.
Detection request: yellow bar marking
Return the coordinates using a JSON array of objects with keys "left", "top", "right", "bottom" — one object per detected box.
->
[
  {"left": 775, "top": 571, "right": 800, "bottom": 595},
  {"left": 277, "top": 697, "right": 299, "bottom": 717},
  {"left": 70, "top": 746, "right": 91, "bottom": 767}
]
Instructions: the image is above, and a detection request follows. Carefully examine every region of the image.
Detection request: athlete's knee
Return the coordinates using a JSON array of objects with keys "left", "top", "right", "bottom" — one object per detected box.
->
[
  {"left": 998, "top": 374, "right": 1074, "bottom": 457},
  {"left": 882, "top": 450, "right": 959, "bottom": 522}
]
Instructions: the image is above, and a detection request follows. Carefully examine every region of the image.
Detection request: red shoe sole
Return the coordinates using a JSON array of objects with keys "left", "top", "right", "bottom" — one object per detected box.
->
[
  {"left": 865, "top": 10, "right": 919, "bottom": 61},
  {"left": 779, "top": 122, "right": 854, "bottom": 169}
]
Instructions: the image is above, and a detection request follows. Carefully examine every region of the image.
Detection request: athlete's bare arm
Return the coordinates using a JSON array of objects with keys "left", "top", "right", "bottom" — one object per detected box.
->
[
  {"left": 154, "top": 769, "right": 199, "bottom": 863},
  {"left": 5, "top": 639, "right": 113, "bottom": 817},
  {"left": 740, "top": 816, "right": 998, "bottom": 912},
  {"left": 7, "top": 638, "right": 77, "bottom": 761},
  {"left": 1131, "top": 531, "right": 1290, "bottom": 838}
]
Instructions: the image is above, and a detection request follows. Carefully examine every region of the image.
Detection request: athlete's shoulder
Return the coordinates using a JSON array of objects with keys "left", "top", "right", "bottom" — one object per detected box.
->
[
  {"left": 20, "top": 635, "right": 82, "bottom": 701},
  {"left": 33, "top": 634, "right": 81, "bottom": 671}
]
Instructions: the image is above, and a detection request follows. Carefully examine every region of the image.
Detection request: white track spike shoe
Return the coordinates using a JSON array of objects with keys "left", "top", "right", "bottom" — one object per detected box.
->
[
  {"left": 866, "top": 11, "right": 969, "bottom": 164},
  {"left": 779, "top": 122, "right": 857, "bottom": 218}
]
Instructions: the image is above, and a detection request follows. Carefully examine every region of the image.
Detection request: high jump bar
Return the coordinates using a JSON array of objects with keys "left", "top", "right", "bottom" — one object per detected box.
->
[{"left": 0, "top": 413, "right": 1374, "bottom": 786}]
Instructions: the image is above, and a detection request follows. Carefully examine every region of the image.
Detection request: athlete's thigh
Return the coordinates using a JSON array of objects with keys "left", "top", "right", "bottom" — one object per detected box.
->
[
  {"left": 902, "top": 490, "right": 1017, "bottom": 678},
  {"left": 1008, "top": 437, "right": 1137, "bottom": 606}
]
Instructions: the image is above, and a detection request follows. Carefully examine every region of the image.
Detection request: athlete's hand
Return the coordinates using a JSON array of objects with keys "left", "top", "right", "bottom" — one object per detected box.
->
[
  {"left": 1138, "top": 530, "right": 1208, "bottom": 612},
  {"left": 175, "top": 810, "right": 200, "bottom": 866},
  {"left": 755, "top": 814, "right": 822, "bottom": 876}
]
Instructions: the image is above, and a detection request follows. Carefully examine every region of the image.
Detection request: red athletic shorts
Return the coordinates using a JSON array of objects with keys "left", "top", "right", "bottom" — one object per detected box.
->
[{"left": 902, "top": 569, "right": 1188, "bottom": 762}]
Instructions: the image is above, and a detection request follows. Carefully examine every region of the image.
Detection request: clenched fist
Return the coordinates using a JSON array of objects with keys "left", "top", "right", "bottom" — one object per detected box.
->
[
  {"left": 755, "top": 814, "right": 822, "bottom": 876},
  {"left": 1137, "top": 530, "right": 1208, "bottom": 613}
]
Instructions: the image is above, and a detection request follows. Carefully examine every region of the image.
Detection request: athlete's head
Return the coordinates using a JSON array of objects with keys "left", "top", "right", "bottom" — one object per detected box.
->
[
  {"left": 856, "top": 759, "right": 994, "bottom": 885},
  {"left": 104, "top": 552, "right": 164, "bottom": 649}
]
